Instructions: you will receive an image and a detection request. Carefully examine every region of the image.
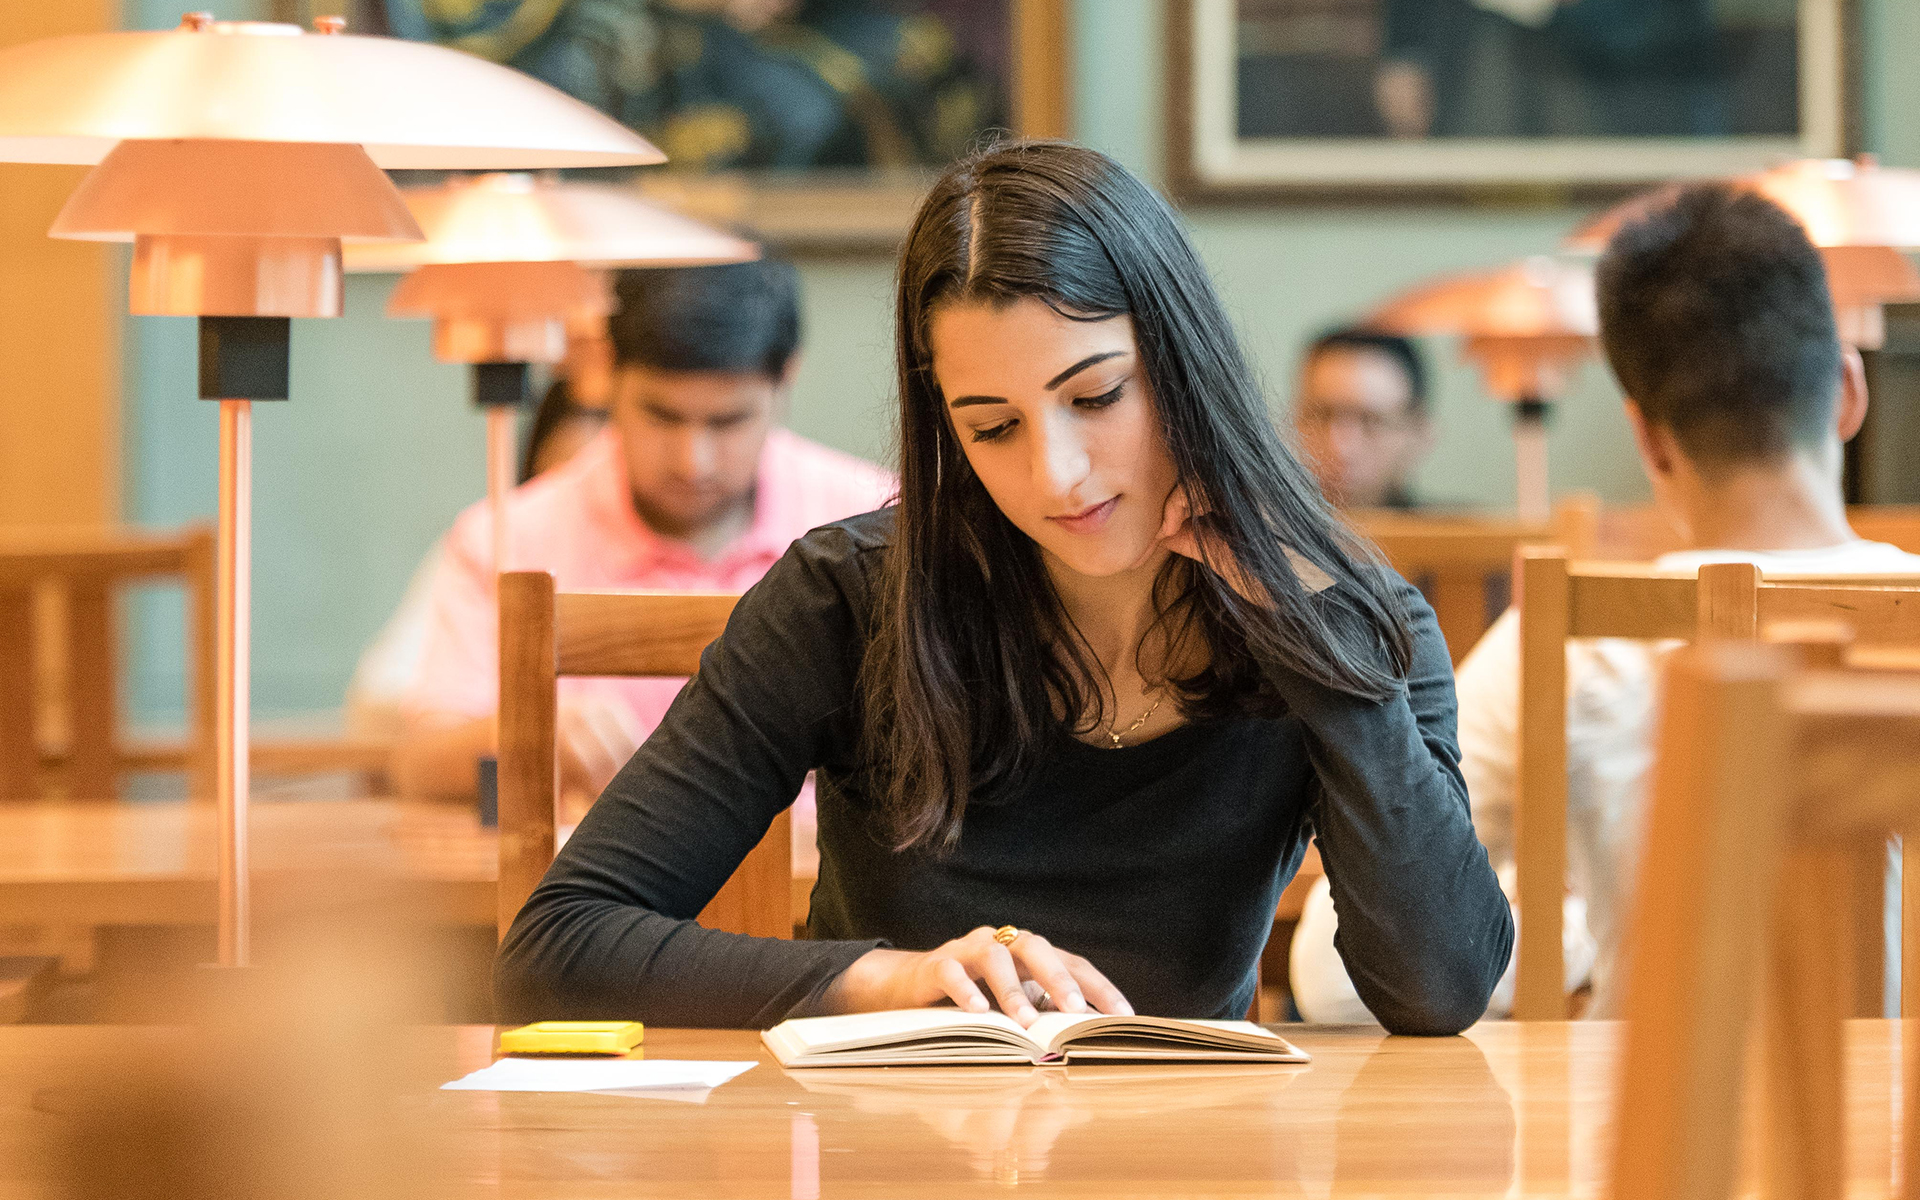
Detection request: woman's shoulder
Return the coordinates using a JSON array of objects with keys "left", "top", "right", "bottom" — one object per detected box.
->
[
  {"left": 748, "top": 506, "right": 897, "bottom": 634},
  {"left": 786, "top": 505, "right": 896, "bottom": 576}
]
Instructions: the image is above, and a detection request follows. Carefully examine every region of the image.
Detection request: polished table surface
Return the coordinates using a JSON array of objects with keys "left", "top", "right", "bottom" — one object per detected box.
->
[{"left": 0, "top": 1021, "right": 1907, "bottom": 1197}]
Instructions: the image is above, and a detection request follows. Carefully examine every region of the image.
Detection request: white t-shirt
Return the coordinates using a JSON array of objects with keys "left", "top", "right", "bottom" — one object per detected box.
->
[{"left": 1291, "top": 539, "right": 1920, "bottom": 1024}]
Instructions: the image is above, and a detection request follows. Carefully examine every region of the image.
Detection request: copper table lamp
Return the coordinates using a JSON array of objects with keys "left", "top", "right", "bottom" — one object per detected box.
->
[
  {"left": 347, "top": 172, "right": 759, "bottom": 574},
  {"left": 1369, "top": 257, "right": 1597, "bottom": 522},
  {"left": 1567, "top": 157, "right": 1920, "bottom": 349},
  {"left": 0, "top": 14, "right": 661, "bottom": 968}
]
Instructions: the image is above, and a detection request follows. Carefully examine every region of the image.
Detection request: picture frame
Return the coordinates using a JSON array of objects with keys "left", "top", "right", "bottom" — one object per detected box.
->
[
  {"left": 1168, "top": 0, "right": 1857, "bottom": 204},
  {"left": 333, "top": 0, "right": 1073, "bottom": 249}
]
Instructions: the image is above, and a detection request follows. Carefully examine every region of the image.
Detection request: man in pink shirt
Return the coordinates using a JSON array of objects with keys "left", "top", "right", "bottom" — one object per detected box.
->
[{"left": 394, "top": 259, "right": 895, "bottom": 805}]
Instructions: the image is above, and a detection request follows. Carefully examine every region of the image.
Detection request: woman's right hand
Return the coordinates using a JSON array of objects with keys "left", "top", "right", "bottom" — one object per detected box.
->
[{"left": 823, "top": 927, "right": 1134, "bottom": 1027}]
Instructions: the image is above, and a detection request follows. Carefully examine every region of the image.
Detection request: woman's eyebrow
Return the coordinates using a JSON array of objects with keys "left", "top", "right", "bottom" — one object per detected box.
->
[
  {"left": 946, "top": 350, "right": 1130, "bottom": 408},
  {"left": 1045, "top": 350, "right": 1126, "bottom": 390}
]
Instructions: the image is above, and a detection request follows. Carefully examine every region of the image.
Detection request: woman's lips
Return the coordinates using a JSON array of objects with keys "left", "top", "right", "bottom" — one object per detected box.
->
[{"left": 1046, "top": 496, "right": 1119, "bottom": 535}]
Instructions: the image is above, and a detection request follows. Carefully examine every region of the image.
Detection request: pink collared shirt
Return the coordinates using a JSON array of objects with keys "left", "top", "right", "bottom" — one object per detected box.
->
[{"left": 406, "top": 425, "right": 896, "bottom": 728}]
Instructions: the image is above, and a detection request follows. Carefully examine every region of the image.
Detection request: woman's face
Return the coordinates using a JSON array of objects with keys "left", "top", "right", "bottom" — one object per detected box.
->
[{"left": 928, "top": 297, "right": 1179, "bottom": 579}]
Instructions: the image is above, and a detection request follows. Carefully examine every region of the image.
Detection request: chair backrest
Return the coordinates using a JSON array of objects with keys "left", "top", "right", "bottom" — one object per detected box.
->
[
  {"left": 1591, "top": 503, "right": 1920, "bottom": 561},
  {"left": 1607, "top": 643, "right": 1920, "bottom": 1200},
  {"left": 496, "top": 571, "right": 790, "bottom": 941},
  {"left": 0, "top": 525, "right": 215, "bottom": 800},
  {"left": 1512, "top": 550, "right": 1920, "bottom": 1019},
  {"left": 1353, "top": 496, "right": 1597, "bottom": 664}
]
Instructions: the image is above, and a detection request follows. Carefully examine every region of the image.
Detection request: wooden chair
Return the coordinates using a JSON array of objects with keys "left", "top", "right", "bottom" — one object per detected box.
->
[
  {"left": 1590, "top": 502, "right": 1920, "bottom": 560},
  {"left": 1606, "top": 642, "right": 1920, "bottom": 1200},
  {"left": 1352, "top": 496, "right": 1597, "bottom": 663},
  {"left": 0, "top": 525, "right": 392, "bottom": 801},
  {"left": 1512, "top": 551, "right": 1920, "bottom": 1019},
  {"left": 495, "top": 572, "right": 790, "bottom": 941},
  {"left": 0, "top": 525, "right": 217, "bottom": 800}
]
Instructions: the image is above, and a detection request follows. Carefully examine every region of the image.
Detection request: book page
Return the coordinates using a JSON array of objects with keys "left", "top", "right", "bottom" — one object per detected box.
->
[
  {"left": 1027, "top": 1014, "right": 1290, "bottom": 1056},
  {"left": 772, "top": 1008, "right": 1038, "bottom": 1055}
]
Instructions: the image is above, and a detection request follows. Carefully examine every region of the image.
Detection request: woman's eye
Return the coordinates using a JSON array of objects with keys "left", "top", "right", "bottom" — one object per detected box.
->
[
  {"left": 970, "top": 420, "right": 1016, "bottom": 443},
  {"left": 1076, "top": 383, "right": 1125, "bottom": 410}
]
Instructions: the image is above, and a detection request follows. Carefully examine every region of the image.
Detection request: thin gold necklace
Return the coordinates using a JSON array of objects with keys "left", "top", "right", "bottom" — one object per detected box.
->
[{"left": 1104, "top": 688, "right": 1167, "bottom": 748}]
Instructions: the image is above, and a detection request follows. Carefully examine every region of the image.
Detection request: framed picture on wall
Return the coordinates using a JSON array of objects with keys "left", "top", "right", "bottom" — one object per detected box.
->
[
  {"left": 343, "top": 0, "right": 1073, "bottom": 248},
  {"left": 1168, "top": 0, "right": 1854, "bottom": 203}
]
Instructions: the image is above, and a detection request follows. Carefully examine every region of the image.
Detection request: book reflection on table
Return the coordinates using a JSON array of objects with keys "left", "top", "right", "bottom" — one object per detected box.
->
[{"left": 789, "top": 1060, "right": 1307, "bottom": 1185}]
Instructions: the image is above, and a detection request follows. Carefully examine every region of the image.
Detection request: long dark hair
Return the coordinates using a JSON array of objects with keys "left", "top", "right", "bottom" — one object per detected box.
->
[{"left": 860, "top": 141, "right": 1411, "bottom": 851}]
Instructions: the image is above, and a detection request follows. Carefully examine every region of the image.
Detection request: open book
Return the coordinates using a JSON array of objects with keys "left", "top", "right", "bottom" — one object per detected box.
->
[{"left": 762, "top": 1008, "right": 1309, "bottom": 1068}]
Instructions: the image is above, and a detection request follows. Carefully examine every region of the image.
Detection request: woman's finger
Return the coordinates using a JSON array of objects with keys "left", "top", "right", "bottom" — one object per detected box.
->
[
  {"left": 932, "top": 955, "right": 991, "bottom": 1014},
  {"left": 971, "top": 941, "right": 1039, "bottom": 1025},
  {"left": 1007, "top": 934, "right": 1090, "bottom": 1014},
  {"left": 1061, "top": 954, "right": 1134, "bottom": 1016}
]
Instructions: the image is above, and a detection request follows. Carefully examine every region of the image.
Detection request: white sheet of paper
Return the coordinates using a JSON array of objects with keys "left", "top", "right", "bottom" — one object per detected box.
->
[{"left": 441, "top": 1057, "right": 756, "bottom": 1097}]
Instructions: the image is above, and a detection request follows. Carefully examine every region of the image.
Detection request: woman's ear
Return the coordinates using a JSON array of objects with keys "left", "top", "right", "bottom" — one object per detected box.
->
[{"left": 1836, "top": 345, "right": 1869, "bottom": 444}]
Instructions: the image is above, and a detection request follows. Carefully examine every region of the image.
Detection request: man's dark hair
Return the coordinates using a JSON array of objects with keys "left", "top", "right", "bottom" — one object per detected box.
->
[
  {"left": 1303, "top": 327, "right": 1429, "bottom": 415},
  {"left": 609, "top": 257, "right": 799, "bottom": 378},
  {"left": 1596, "top": 183, "right": 1841, "bottom": 470}
]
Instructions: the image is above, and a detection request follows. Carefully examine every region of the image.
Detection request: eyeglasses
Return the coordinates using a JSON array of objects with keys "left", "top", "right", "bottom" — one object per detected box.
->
[{"left": 1294, "top": 405, "right": 1415, "bottom": 438}]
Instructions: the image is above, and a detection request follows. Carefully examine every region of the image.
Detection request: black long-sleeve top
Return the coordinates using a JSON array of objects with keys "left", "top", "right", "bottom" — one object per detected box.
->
[{"left": 495, "top": 509, "right": 1513, "bottom": 1035}]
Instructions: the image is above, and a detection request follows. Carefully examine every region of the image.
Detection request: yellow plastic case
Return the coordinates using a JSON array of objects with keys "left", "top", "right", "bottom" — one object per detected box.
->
[{"left": 498, "top": 1021, "right": 645, "bottom": 1055}]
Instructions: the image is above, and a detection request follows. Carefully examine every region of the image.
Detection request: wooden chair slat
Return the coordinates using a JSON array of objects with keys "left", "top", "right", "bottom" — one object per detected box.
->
[
  {"left": 553, "top": 591, "right": 740, "bottom": 677},
  {"left": 183, "top": 527, "right": 217, "bottom": 802},
  {"left": 0, "top": 588, "right": 35, "bottom": 800},
  {"left": 1608, "top": 646, "right": 1791, "bottom": 1200},
  {"left": 1565, "top": 569, "right": 1696, "bottom": 640},
  {"left": 63, "top": 578, "right": 116, "bottom": 800},
  {"left": 498, "top": 571, "right": 558, "bottom": 940},
  {"left": 1514, "top": 550, "right": 1569, "bottom": 1020},
  {"left": 1426, "top": 572, "right": 1489, "bottom": 664}
]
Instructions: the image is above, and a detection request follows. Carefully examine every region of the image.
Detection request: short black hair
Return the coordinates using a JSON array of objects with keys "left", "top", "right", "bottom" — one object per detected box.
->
[
  {"left": 1596, "top": 183, "right": 1841, "bottom": 469},
  {"left": 609, "top": 257, "right": 799, "bottom": 379},
  {"left": 1303, "top": 327, "right": 1429, "bottom": 415}
]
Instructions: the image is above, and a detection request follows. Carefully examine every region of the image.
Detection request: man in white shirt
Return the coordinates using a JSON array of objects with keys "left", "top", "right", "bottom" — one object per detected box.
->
[{"left": 1292, "top": 183, "right": 1920, "bottom": 1022}]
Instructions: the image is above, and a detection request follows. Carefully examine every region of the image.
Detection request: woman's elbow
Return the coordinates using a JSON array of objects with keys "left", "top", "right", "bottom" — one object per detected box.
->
[
  {"left": 1377, "top": 913, "right": 1514, "bottom": 1037},
  {"left": 1377, "top": 985, "right": 1494, "bottom": 1036}
]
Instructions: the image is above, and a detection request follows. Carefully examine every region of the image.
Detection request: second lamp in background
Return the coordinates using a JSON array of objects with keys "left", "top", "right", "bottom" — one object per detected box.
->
[{"left": 348, "top": 173, "right": 760, "bottom": 574}]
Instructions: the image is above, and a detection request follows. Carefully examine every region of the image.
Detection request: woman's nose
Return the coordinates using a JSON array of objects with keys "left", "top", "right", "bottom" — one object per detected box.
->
[{"left": 1030, "top": 411, "right": 1090, "bottom": 497}]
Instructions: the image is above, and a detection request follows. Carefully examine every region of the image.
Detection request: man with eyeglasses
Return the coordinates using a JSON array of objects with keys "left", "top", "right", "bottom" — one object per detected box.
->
[{"left": 1289, "top": 327, "right": 1435, "bottom": 510}]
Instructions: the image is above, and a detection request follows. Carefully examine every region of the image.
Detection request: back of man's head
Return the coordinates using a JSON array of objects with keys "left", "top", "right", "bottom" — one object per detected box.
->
[
  {"left": 610, "top": 257, "right": 800, "bottom": 379},
  {"left": 1596, "top": 184, "right": 1841, "bottom": 472}
]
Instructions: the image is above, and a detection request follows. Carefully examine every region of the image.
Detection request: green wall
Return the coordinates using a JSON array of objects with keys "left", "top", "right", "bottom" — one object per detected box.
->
[{"left": 120, "top": 0, "right": 1919, "bottom": 721}]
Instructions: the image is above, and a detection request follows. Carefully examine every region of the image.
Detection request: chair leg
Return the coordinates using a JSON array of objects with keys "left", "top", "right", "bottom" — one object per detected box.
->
[{"left": 1758, "top": 845, "right": 1853, "bottom": 1200}]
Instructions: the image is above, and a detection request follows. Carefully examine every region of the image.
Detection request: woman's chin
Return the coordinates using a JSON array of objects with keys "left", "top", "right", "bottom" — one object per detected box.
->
[{"left": 1036, "top": 536, "right": 1160, "bottom": 580}]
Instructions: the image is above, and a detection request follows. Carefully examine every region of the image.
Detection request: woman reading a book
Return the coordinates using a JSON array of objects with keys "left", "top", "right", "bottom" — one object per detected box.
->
[{"left": 496, "top": 141, "right": 1512, "bottom": 1035}]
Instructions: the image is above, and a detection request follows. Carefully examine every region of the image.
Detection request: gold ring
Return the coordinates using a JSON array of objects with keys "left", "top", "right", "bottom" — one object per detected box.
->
[{"left": 993, "top": 925, "right": 1023, "bottom": 947}]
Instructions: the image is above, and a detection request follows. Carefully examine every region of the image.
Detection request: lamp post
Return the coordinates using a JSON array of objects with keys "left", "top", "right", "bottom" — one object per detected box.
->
[
  {"left": 1369, "top": 257, "right": 1597, "bottom": 524},
  {"left": 0, "top": 14, "right": 661, "bottom": 967},
  {"left": 346, "top": 173, "right": 759, "bottom": 574}
]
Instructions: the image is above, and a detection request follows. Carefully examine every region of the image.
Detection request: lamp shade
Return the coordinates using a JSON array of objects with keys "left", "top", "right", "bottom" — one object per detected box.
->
[
  {"left": 1369, "top": 257, "right": 1598, "bottom": 340},
  {"left": 50, "top": 140, "right": 419, "bottom": 242},
  {"left": 1567, "top": 159, "right": 1920, "bottom": 255},
  {"left": 345, "top": 173, "right": 760, "bottom": 271},
  {"left": 0, "top": 19, "right": 662, "bottom": 169}
]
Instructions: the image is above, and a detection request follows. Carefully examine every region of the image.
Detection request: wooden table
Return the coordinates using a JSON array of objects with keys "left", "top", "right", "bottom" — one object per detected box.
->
[
  {"left": 0, "top": 1021, "right": 1904, "bottom": 1197},
  {"left": 0, "top": 799, "right": 495, "bottom": 928}
]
